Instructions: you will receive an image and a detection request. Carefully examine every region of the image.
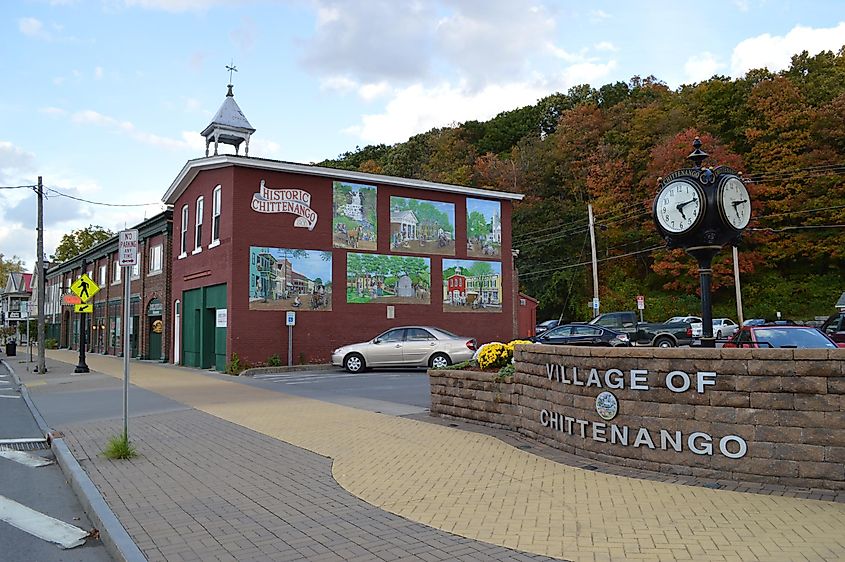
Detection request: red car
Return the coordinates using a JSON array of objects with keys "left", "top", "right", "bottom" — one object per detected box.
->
[
  {"left": 724, "top": 324, "right": 843, "bottom": 349},
  {"left": 821, "top": 312, "right": 845, "bottom": 344}
]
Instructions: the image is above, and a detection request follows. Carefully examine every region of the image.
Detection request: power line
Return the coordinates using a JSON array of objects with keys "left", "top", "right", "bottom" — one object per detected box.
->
[
  {"left": 751, "top": 203, "right": 845, "bottom": 222},
  {"left": 45, "top": 186, "right": 161, "bottom": 207},
  {"left": 0, "top": 185, "right": 36, "bottom": 189},
  {"left": 750, "top": 224, "right": 845, "bottom": 233},
  {"left": 520, "top": 244, "right": 666, "bottom": 279}
]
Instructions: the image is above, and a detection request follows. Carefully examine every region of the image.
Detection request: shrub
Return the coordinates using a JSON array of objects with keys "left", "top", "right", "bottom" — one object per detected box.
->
[
  {"left": 267, "top": 354, "right": 282, "bottom": 367},
  {"left": 494, "top": 363, "right": 515, "bottom": 381},
  {"left": 476, "top": 339, "right": 534, "bottom": 370},
  {"left": 103, "top": 433, "right": 136, "bottom": 460},
  {"left": 45, "top": 338, "right": 58, "bottom": 349},
  {"left": 225, "top": 352, "right": 251, "bottom": 375}
]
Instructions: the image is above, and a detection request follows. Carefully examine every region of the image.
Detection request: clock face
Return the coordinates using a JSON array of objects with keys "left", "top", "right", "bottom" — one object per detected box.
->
[
  {"left": 654, "top": 180, "right": 703, "bottom": 234},
  {"left": 719, "top": 176, "right": 750, "bottom": 230}
]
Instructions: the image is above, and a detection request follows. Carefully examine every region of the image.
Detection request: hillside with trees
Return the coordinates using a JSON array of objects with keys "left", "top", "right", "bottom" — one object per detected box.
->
[{"left": 320, "top": 47, "right": 845, "bottom": 322}]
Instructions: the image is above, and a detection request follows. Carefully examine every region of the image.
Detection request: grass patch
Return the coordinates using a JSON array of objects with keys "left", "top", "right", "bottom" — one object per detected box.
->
[{"left": 103, "top": 433, "right": 137, "bottom": 460}]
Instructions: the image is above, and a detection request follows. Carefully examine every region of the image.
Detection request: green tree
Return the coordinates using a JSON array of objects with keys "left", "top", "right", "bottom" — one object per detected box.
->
[
  {"left": 0, "top": 254, "right": 26, "bottom": 287},
  {"left": 51, "top": 225, "right": 114, "bottom": 262}
]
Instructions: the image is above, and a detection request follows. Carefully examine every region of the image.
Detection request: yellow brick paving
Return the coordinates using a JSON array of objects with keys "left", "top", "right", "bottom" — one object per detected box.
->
[{"left": 49, "top": 350, "right": 845, "bottom": 561}]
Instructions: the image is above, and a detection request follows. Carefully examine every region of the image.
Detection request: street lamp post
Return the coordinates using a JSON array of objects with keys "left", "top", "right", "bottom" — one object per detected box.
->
[
  {"left": 653, "top": 138, "right": 751, "bottom": 348},
  {"left": 74, "top": 259, "right": 90, "bottom": 373}
]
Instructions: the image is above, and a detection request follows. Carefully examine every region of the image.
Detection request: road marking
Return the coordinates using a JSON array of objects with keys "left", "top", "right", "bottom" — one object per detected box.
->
[
  {"left": 0, "top": 494, "right": 88, "bottom": 549},
  {"left": 254, "top": 372, "right": 359, "bottom": 383},
  {"left": 0, "top": 438, "right": 49, "bottom": 445},
  {"left": 0, "top": 449, "right": 53, "bottom": 467},
  {"left": 0, "top": 395, "right": 21, "bottom": 399}
]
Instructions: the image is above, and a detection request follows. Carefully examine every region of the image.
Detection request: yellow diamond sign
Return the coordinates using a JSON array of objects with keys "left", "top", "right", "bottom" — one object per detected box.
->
[{"left": 70, "top": 273, "right": 100, "bottom": 303}]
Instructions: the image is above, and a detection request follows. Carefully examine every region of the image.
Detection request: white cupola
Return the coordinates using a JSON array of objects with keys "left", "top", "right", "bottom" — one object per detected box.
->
[{"left": 201, "top": 84, "right": 255, "bottom": 157}]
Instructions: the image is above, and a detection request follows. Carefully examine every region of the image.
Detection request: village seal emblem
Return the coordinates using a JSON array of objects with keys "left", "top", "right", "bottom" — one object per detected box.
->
[{"left": 595, "top": 391, "right": 618, "bottom": 421}]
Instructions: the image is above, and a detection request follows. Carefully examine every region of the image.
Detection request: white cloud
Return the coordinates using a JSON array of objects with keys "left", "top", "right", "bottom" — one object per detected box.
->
[
  {"left": 320, "top": 75, "right": 358, "bottom": 94},
  {"left": 731, "top": 22, "right": 845, "bottom": 76},
  {"left": 40, "top": 107, "right": 67, "bottom": 116},
  {"left": 546, "top": 43, "right": 584, "bottom": 63},
  {"left": 358, "top": 82, "right": 390, "bottom": 101},
  {"left": 18, "top": 17, "right": 50, "bottom": 40},
  {"left": 66, "top": 109, "right": 198, "bottom": 151},
  {"left": 594, "top": 41, "right": 617, "bottom": 52},
  {"left": 95, "top": 66, "right": 104, "bottom": 79},
  {"left": 344, "top": 67, "right": 614, "bottom": 145},
  {"left": 684, "top": 52, "right": 725, "bottom": 83},
  {"left": 589, "top": 10, "right": 611, "bottom": 21},
  {"left": 122, "top": 0, "right": 231, "bottom": 12}
]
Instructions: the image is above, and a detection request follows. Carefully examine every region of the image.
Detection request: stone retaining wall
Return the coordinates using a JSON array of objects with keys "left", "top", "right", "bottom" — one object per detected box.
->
[{"left": 430, "top": 345, "right": 845, "bottom": 490}]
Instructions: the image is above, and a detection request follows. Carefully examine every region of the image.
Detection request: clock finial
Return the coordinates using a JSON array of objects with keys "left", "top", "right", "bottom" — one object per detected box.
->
[{"left": 688, "top": 136, "right": 709, "bottom": 169}]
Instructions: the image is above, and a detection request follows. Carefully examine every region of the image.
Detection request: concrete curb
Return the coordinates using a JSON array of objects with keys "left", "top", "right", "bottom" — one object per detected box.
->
[
  {"left": 239, "top": 363, "right": 335, "bottom": 377},
  {"left": 2, "top": 358, "right": 147, "bottom": 562}
]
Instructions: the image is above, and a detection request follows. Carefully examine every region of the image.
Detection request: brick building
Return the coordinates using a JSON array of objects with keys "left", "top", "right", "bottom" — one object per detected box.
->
[
  {"left": 162, "top": 85, "right": 523, "bottom": 370},
  {"left": 45, "top": 211, "right": 173, "bottom": 360}
]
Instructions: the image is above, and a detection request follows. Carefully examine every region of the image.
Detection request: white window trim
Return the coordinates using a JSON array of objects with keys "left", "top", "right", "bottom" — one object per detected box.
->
[
  {"left": 194, "top": 196, "right": 204, "bottom": 252},
  {"left": 99, "top": 265, "right": 107, "bottom": 286},
  {"left": 211, "top": 185, "right": 221, "bottom": 245},
  {"left": 180, "top": 204, "right": 189, "bottom": 257},
  {"left": 149, "top": 244, "right": 163, "bottom": 274},
  {"left": 112, "top": 261, "right": 122, "bottom": 284}
]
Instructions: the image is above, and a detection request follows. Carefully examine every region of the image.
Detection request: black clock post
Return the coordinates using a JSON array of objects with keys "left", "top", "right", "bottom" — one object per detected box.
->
[{"left": 653, "top": 138, "right": 750, "bottom": 348}]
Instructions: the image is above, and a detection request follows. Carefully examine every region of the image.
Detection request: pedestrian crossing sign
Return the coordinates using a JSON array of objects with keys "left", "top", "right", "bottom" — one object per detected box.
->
[
  {"left": 70, "top": 273, "right": 100, "bottom": 303},
  {"left": 75, "top": 303, "right": 93, "bottom": 313}
]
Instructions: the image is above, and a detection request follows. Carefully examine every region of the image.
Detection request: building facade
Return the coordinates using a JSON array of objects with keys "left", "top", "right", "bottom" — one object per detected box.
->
[
  {"left": 163, "top": 156, "right": 523, "bottom": 370},
  {"left": 1, "top": 272, "right": 33, "bottom": 342},
  {"left": 45, "top": 211, "right": 173, "bottom": 360}
]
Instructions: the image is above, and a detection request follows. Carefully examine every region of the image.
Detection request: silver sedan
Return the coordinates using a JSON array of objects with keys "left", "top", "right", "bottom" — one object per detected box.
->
[{"left": 332, "top": 326, "right": 477, "bottom": 373}]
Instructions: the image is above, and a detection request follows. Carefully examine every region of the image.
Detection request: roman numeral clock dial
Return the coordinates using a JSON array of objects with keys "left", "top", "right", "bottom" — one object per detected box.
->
[
  {"left": 654, "top": 180, "right": 704, "bottom": 235},
  {"left": 719, "top": 176, "right": 751, "bottom": 230}
]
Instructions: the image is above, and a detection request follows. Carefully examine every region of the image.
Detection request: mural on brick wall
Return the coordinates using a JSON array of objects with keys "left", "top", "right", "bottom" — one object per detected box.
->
[
  {"left": 442, "top": 259, "right": 502, "bottom": 313},
  {"left": 346, "top": 253, "right": 431, "bottom": 304},
  {"left": 333, "top": 181, "right": 377, "bottom": 250},
  {"left": 466, "top": 198, "right": 501, "bottom": 258},
  {"left": 390, "top": 196, "right": 455, "bottom": 256},
  {"left": 249, "top": 247, "right": 332, "bottom": 311}
]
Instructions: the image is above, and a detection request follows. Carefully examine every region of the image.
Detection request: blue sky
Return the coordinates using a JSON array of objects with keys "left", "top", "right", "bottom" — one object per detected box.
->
[{"left": 2, "top": 0, "right": 844, "bottom": 270}]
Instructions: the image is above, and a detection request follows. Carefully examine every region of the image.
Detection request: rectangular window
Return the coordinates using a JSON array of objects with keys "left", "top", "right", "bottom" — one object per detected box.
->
[
  {"left": 180, "top": 205, "right": 189, "bottom": 256},
  {"left": 149, "top": 244, "right": 162, "bottom": 273},
  {"left": 194, "top": 196, "right": 204, "bottom": 252},
  {"left": 113, "top": 260, "right": 121, "bottom": 283},
  {"left": 211, "top": 186, "right": 221, "bottom": 244},
  {"left": 99, "top": 265, "right": 106, "bottom": 286}
]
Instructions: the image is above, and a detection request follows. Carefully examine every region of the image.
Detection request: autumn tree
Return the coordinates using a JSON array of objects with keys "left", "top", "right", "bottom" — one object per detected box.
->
[
  {"left": 51, "top": 225, "right": 114, "bottom": 263},
  {"left": 0, "top": 254, "right": 26, "bottom": 287}
]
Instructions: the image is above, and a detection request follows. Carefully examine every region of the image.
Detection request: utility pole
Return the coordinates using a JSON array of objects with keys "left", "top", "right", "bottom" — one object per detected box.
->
[
  {"left": 36, "top": 176, "right": 46, "bottom": 374},
  {"left": 588, "top": 203, "right": 599, "bottom": 318},
  {"left": 733, "top": 246, "right": 744, "bottom": 325}
]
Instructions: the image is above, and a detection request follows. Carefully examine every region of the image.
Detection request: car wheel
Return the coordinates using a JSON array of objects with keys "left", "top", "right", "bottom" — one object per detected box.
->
[
  {"left": 344, "top": 353, "right": 365, "bottom": 373},
  {"left": 654, "top": 337, "right": 675, "bottom": 348},
  {"left": 429, "top": 353, "right": 451, "bottom": 369}
]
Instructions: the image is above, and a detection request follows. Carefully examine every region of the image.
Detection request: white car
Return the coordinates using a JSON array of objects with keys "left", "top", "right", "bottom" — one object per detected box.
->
[{"left": 691, "top": 318, "right": 739, "bottom": 339}]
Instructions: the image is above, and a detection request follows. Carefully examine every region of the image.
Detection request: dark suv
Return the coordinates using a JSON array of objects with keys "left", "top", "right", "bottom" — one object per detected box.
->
[{"left": 821, "top": 312, "right": 845, "bottom": 344}]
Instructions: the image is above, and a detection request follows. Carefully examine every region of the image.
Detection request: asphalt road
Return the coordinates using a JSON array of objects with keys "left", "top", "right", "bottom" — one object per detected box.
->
[{"left": 0, "top": 359, "right": 111, "bottom": 562}]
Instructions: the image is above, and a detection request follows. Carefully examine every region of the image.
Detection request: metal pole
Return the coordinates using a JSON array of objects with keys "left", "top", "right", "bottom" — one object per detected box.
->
[
  {"left": 588, "top": 203, "right": 599, "bottom": 318},
  {"left": 287, "top": 324, "right": 292, "bottom": 367},
  {"left": 123, "top": 266, "right": 130, "bottom": 439},
  {"left": 36, "top": 176, "right": 46, "bottom": 374},
  {"left": 733, "top": 246, "right": 744, "bottom": 325},
  {"left": 74, "top": 260, "right": 89, "bottom": 373}
]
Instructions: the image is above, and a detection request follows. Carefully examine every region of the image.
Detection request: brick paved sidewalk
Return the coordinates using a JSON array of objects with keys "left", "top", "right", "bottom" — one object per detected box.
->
[
  {"left": 64, "top": 410, "right": 556, "bottom": 562},
  {"left": 45, "top": 350, "right": 845, "bottom": 561}
]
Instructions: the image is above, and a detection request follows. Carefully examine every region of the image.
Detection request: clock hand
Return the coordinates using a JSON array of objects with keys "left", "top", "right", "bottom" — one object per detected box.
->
[
  {"left": 731, "top": 199, "right": 747, "bottom": 218},
  {"left": 676, "top": 199, "right": 696, "bottom": 220}
]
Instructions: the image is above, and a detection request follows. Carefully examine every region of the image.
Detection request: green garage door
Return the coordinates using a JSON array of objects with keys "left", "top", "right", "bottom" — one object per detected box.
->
[{"left": 181, "top": 284, "right": 227, "bottom": 370}]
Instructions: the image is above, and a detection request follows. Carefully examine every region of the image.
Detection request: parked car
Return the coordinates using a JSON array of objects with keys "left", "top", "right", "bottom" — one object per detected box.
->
[
  {"left": 742, "top": 318, "right": 766, "bottom": 327},
  {"left": 723, "top": 324, "right": 841, "bottom": 349},
  {"left": 530, "top": 324, "right": 630, "bottom": 347},
  {"left": 820, "top": 311, "right": 845, "bottom": 344},
  {"left": 589, "top": 311, "right": 694, "bottom": 347},
  {"left": 690, "top": 318, "right": 739, "bottom": 339},
  {"left": 666, "top": 315, "right": 702, "bottom": 325},
  {"left": 331, "top": 326, "right": 477, "bottom": 373},
  {"left": 535, "top": 319, "right": 561, "bottom": 335}
]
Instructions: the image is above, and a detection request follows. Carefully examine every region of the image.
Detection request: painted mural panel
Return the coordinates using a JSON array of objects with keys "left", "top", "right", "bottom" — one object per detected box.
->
[
  {"left": 333, "top": 181, "right": 377, "bottom": 250},
  {"left": 346, "top": 253, "right": 431, "bottom": 304},
  {"left": 466, "top": 198, "right": 502, "bottom": 258},
  {"left": 249, "top": 247, "right": 332, "bottom": 311},
  {"left": 442, "top": 259, "right": 502, "bottom": 313},
  {"left": 390, "top": 196, "right": 456, "bottom": 255}
]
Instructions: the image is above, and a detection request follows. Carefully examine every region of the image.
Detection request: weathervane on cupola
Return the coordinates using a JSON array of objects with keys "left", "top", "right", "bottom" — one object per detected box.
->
[{"left": 201, "top": 61, "right": 256, "bottom": 157}]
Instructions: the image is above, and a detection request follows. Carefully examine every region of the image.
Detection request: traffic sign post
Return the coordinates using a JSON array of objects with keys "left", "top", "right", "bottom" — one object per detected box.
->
[
  {"left": 118, "top": 230, "right": 137, "bottom": 442},
  {"left": 72, "top": 261, "right": 98, "bottom": 373},
  {"left": 286, "top": 311, "right": 296, "bottom": 367},
  {"left": 636, "top": 295, "right": 645, "bottom": 322}
]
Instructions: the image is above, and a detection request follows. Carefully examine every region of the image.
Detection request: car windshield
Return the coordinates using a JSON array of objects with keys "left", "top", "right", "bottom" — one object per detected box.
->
[
  {"left": 539, "top": 320, "right": 558, "bottom": 327},
  {"left": 753, "top": 327, "right": 836, "bottom": 348}
]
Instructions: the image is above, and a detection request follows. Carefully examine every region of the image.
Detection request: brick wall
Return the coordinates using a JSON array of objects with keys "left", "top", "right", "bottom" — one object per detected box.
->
[{"left": 430, "top": 344, "right": 845, "bottom": 491}]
